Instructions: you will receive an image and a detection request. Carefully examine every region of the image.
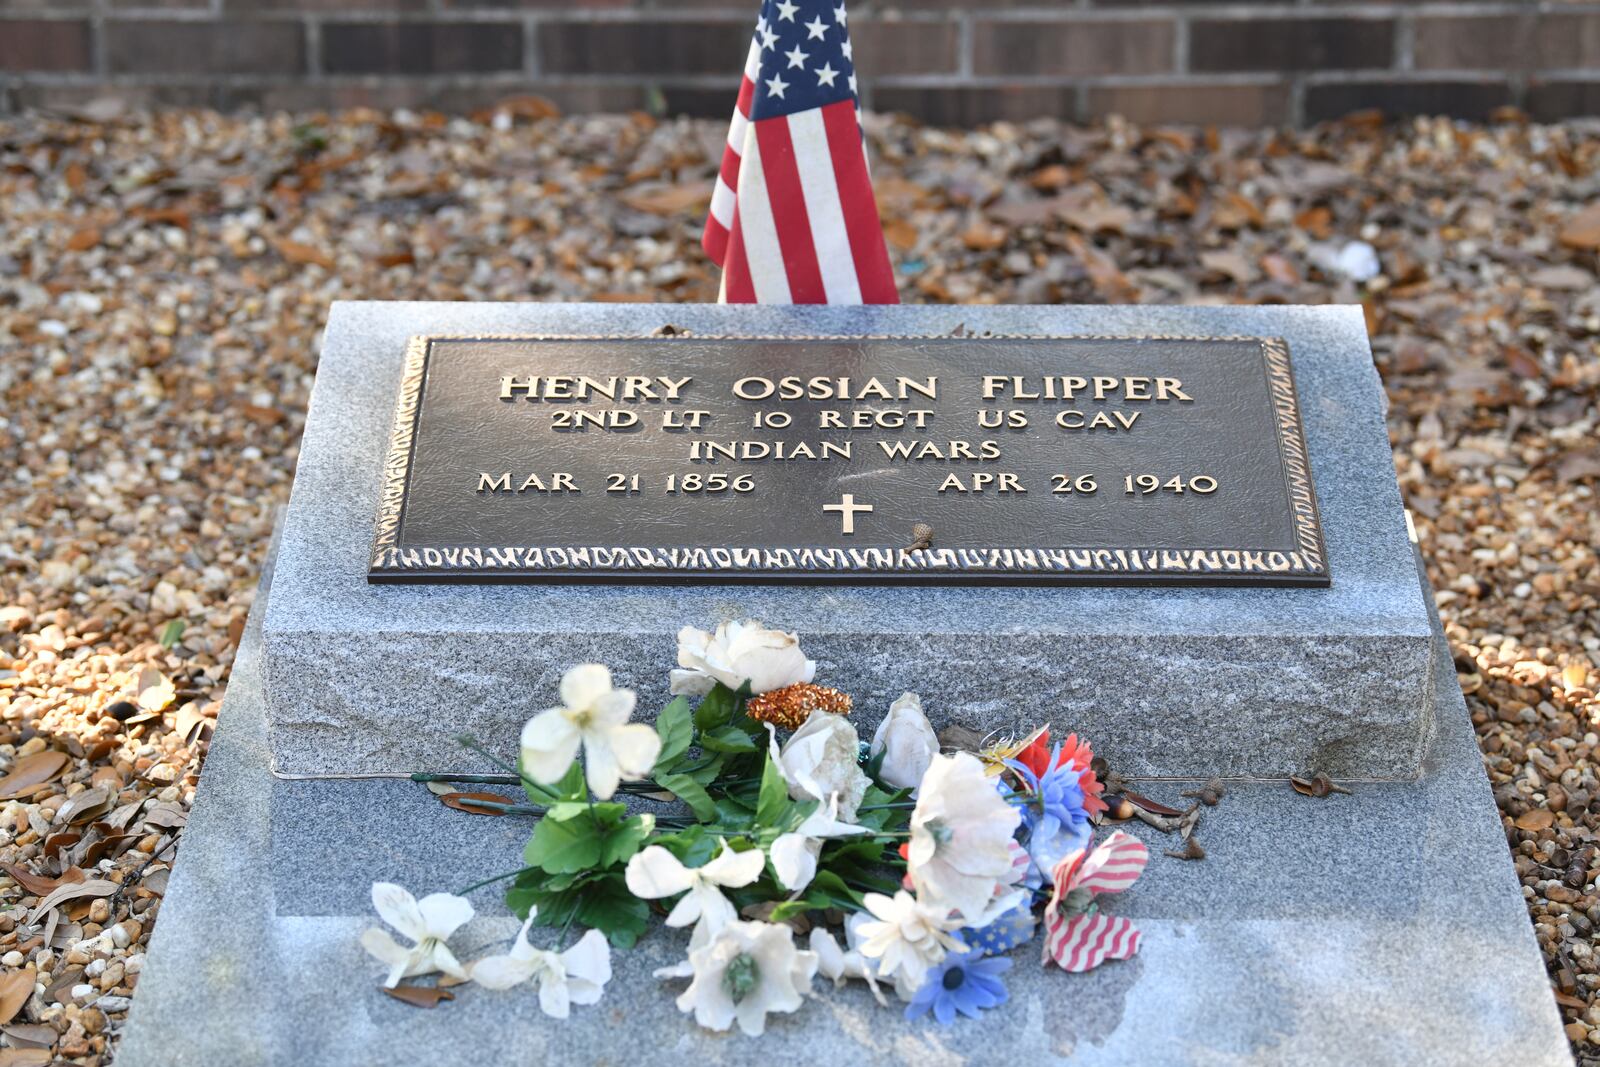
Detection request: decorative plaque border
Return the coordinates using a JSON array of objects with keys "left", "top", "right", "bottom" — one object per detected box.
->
[{"left": 368, "top": 334, "right": 1330, "bottom": 587}]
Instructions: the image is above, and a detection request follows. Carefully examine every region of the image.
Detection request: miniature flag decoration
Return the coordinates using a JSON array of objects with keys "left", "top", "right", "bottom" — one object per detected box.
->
[
  {"left": 702, "top": 0, "right": 899, "bottom": 305},
  {"left": 1041, "top": 831, "right": 1149, "bottom": 973}
]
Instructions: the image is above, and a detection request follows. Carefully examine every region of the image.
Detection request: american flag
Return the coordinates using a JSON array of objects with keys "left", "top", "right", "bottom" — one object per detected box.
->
[
  {"left": 702, "top": 0, "right": 899, "bottom": 305},
  {"left": 1041, "top": 831, "right": 1149, "bottom": 973}
]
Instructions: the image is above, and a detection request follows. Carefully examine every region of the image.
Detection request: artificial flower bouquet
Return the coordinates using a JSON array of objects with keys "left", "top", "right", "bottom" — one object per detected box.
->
[{"left": 365, "top": 621, "right": 1148, "bottom": 1033}]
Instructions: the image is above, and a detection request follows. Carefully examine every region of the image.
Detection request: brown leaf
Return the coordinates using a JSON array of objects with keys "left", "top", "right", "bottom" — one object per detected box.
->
[
  {"left": 383, "top": 985, "right": 455, "bottom": 1008},
  {"left": 66, "top": 228, "right": 101, "bottom": 252},
  {"left": 0, "top": 1046, "right": 53, "bottom": 1067},
  {"left": 1064, "top": 232, "right": 1140, "bottom": 303},
  {"left": 1120, "top": 788, "right": 1185, "bottom": 817},
  {"left": 0, "top": 971, "right": 33, "bottom": 1026},
  {"left": 0, "top": 1023, "right": 56, "bottom": 1049},
  {"left": 883, "top": 218, "right": 918, "bottom": 252},
  {"left": 1556, "top": 447, "right": 1600, "bottom": 485},
  {"left": 2, "top": 863, "right": 86, "bottom": 897},
  {"left": 26, "top": 878, "right": 117, "bottom": 925},
  {"left": 1557, "top": 202, "right": 1600, "bottom": 249},
  {"left": 438, "top": 791, "right": 512, "bottom": 816},
  {"left": 620, "top": 182, "right": 711, "bottom": 216},
  {"left": 1259, "top": 253, "right": 1302, "bottom": 287},
  {"left": 175, "top": 700, "right": 213, "bottom": 746},
  {"left": 58, "top": 786, "right": 114, "bottom": 826},
  {"left": 270, "top": 237, "right": 334, "bottom": 271},
  {"left": 960, "top": 220, "right": 1008, "bottom": 251},
  {"left": 1516, "top": 809, "right": 1555, "bottom": 832},
  {"left": 135, "top": 666, "right": 175, "bottom": 712},
  {"left": 0, "top": 750, "right": 69, "bottom": 801}
]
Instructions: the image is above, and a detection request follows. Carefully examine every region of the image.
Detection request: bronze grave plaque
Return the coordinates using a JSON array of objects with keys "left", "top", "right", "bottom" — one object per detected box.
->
[{"left": 368, "top": 335, "right": 1328, "bottom": 586}]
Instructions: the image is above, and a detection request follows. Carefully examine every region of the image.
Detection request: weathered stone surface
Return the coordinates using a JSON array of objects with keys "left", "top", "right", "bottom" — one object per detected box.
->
[
  {"left": 264, "top": 303, "right": 1431, "bottom": 779},
  {"left": 118, "top": 545, "right": 1570, "bottom": 1066}
]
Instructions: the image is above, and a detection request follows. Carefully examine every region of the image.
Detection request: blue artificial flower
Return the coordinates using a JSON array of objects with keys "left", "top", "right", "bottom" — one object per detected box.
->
[
  {"left": 905, "top": 947, "right": 1012, "bottom": 1025},
  {"left": 1004, "top": 744, "right": 1093, "bottom": 877}
]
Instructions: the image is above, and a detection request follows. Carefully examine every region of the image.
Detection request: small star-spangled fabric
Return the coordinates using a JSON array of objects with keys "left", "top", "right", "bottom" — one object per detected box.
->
[{"left": 702, "top": 0, "right": 899, "bottom": 305}]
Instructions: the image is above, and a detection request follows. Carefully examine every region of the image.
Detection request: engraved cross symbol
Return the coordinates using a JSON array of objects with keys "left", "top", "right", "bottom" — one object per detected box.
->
[{"left": 823, "top": 493, "right": 873, "bottom": 535}]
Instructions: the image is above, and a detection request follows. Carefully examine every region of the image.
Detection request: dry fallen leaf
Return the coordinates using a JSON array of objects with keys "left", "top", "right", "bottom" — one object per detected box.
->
[
  {"left": 438, "top": 791, "right": 512, "bottom": 816},
  {"left": 2, "top": 863, "right": 86, "bottom": 897},
  {"left": 1064, "top": 232, "right": 1140, "bottom": 303},
  {"left": 1557, "top": 202, "right": 1600, "bottom": 249},
  {"left": 0, "top": 750, "right": 69, "bottom": 801},
  {"left": 270, "top": 237, "right": 335, "bottom": 271},
  {"left": 0, "top": 1023, "right": 55, "bottom": 1049},
  {"left": 620, "top": 182, "right": 711, "bottom": 216},
  {"left": 0, "top": 971, "right": 33, "bottom": 1027},
  {"left": 26, "top": 878, "right": 118, "bottom": 925},
  {"left": 135, "top": 666, "right": 175, "bottom": 713},
  {"left": 883, "top": 218, "right": 918, "bottom": 251},
  {"left": 1517, "top": 809, "right": 1556, "bottom": 832},
  {"left": 1555, "top": 448, "right": 1600, "bottom": 485},
  {"left": 0, "top": 1047, "right": 53, "bottom": 1067},
  {"left": 382, "top": 985, "right": 455, "bottom": 1008}
]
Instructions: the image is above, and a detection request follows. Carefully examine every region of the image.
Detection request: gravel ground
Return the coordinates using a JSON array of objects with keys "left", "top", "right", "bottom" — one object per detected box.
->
[{"left": 1, "top": 103, "right": 1597, "bottom": 1065}]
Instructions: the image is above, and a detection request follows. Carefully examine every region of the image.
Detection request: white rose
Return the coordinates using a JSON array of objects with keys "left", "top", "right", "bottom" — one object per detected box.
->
[
  {"left": 670, "top": 621, "right": 817, "bottom": 696},
  {"left": 775, "top": 712, "right": 870, "bottom": 821},
  {"left": 868, "top": 692, "right": 939, "bottom": 792}
]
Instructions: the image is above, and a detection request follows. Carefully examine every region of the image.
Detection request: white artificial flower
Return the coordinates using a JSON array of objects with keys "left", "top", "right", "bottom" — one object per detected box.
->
[
  {"left": 625, "top": 838, "right": 765, "bottom": 932},
  {"left": 670, "top": 621, "right": 817, "bottom": 697},
  {"left": 520, "top": 664, "right": 662, "bottom": 800},
  {"left": 674, "top": 920, "right": 818, "bottom": 1036},
  {"left": 869, "top": 692, "right": 940, "bottom": 791},
  {"left": 808, "top": 926, "right": 887, "bottom": 1006},
  {"left": 769, "top": 794, "right": 869, "bottom": 893},
  {"left": 471, "top": 916, "right": 612, "bottom": 1018},
  {"left": 853, "top": 890, "right": 964, "bottom": 996},
  {"left": 907, "top": 752, "right": 1022, "bottom": 920},
  {"left": 360, "top": 882, "right": 474, "bottom": 988},
  {"left": 774, "top": 712, "right": 870, "bottom": 821}
]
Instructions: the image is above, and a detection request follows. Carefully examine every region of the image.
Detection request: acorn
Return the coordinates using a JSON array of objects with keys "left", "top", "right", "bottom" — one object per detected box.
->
[{"left": 905, "top": 523, "right": 934, "bottom": 551}]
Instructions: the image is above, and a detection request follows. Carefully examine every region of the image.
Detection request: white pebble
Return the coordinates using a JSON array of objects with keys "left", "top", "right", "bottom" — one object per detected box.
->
[
  {"left": 70, "top": 983, "right": 96, "bottom": 1001},
  {"left": 109, "top": 923, "right": 132, "bottom": 949},
  {"left": 0, "top": 950, "right": 22, "bottom": 967}
]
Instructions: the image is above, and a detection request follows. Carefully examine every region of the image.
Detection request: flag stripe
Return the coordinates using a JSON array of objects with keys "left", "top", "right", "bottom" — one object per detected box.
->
[
  {"left": 819, "top": 98, "right": 897, "bottom": 303},
  {"left": 788, "top": 107, "right": 863, "bottom": 304},
  {"left": 754, "top": 118, "right": 828, "bottom": 304},
  {"left": 730, "top": 144, "right": 792, "bottom": 304},
  {"left": 722, "top": 203, "right": 756, "bottom": 304}
]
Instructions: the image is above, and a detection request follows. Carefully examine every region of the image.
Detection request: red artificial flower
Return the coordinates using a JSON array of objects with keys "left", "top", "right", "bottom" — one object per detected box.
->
[{"left": 1013, "top": 728, "right": 1109, "bottom": 817}]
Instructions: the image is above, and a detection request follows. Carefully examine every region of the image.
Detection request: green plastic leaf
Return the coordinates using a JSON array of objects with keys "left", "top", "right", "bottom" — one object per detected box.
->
[
  {"left": 699, "top": 725, "right": 759, "bottom": 754},
  {"left": 524, "top": 808, "right": 603, "bottom": 874},
  {"left": 694, "top": 683, "right": 737, "bottom": 732},
  {"left": 652, "top": 696, "right": 694, "bottom": 771},
  {"left": 576, "top": 875, "right": 652, "bottom": 949},
  {"left": 600, "top": 813, "right": 655, "bottom": 868},
  {"left": 519, "top": 758, "right": 586, "bottom": 806},
  {"left": 656, "top": 771, "right": 717, "bottom": 822},
  {"left": 808, "top": 869, "right": 863, "bottom": 908},
  {"left": 755, "top": 755, "right": 790, "bottom": 828}
]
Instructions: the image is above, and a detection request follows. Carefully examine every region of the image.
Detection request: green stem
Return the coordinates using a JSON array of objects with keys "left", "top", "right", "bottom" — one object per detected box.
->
[
  {"left": 456, "top": 735, "right": 555, "bottom": 798},
  {"left": 455, "top": 865, "right": 537, "bottom": 896},
  {"left": 411, "top": 772, "right": 524, "bottom": 786}
]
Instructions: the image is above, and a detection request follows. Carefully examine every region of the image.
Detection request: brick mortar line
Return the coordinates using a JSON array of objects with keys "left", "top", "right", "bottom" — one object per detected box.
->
[
  {"left": 9, "top": 3, "right": 1600, "bottom": 26},
  {"left": 14, "top": 1, "right": 1600, "bottom": 15},
  {"left": 10, "top": 69, "right": 1600, "bottom": 87}
]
